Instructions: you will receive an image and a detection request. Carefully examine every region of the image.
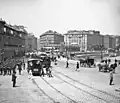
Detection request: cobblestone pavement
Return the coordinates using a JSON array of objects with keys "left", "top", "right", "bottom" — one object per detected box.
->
[{"left": 0, "top": 70, "right": 53, "bottom": 103}]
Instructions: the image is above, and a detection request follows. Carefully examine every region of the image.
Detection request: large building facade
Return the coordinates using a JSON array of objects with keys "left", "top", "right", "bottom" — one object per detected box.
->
[
  {"left": 64, "top": 30, "right": 103, "bottom": 52},
  {"left": 0, "top": 19, "right": 28, "bottom": 61},
  {"left": 103, "top": 35, "right": 116, "bottom": 49},
  {"left": 39, "top": 30, "right": 64, "bottom": 50}
]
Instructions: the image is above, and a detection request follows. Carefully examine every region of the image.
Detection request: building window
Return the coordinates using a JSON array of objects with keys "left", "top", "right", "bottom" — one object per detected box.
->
[
  {"left": 19, "top": 34, "right": 22, "bottom": 37},
  {"left": 4, "top": 27, "right": 6, "bottom": 33},
  {"left": 11, "top": 30, "right": 13, "bottom": 35}
]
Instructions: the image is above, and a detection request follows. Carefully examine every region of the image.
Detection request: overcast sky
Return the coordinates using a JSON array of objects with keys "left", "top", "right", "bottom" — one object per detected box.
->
[{"left": 0, "top": 0, "right": 120, "bottom": 37}]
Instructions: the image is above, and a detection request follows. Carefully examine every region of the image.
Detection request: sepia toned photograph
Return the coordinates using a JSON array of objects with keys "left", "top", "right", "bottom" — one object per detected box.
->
[{"left": 0, "top": 0, "right": 120, "bottom": 103}]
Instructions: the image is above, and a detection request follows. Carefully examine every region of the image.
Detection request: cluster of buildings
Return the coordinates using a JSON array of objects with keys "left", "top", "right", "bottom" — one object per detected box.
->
[
  {"left": 1, "top": 18, "right": 120, "bottom": 61},
  {"left": 39, "top": 30, "right": 120, "bottom": 52},
  {"left": 0, "top": 19, "right": 37, "bottom": 61}
]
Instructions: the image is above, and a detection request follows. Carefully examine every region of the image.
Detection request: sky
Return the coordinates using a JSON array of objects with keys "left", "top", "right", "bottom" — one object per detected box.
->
[{"left": 0, "top": 0, "right": 120, "bottom": 38}]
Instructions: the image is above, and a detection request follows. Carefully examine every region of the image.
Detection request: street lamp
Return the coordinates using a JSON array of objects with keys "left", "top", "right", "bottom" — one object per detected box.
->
[
  {"left": 100, "top": 45, "right": 103, "bottom": 60},
  {"left": 68, "top": 36, "right": 72, "bottom": 59}
]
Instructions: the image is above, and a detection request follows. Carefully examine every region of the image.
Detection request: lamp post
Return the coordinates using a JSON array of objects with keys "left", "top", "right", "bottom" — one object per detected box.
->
[
  {"left": 68, "top": 36, "right": 72, "bottom": 59},
  {"left": 100, "top": 45, "right": 103, "bottom": 60},
  {"left": 65, "top": 35, "right": 68, "bottom": 58}
]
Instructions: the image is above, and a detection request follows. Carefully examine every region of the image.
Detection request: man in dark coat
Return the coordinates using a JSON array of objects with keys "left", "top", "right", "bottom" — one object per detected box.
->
[
  {"left": 18, "top": 63, "right": 22, "bottom": 75},
  {"left": 12, "top": 71, "right": 17, "bottom": 87},
  {"left": 66, "top": 61, "right": 69, "bottom": 68},
  {"left": 75, "top": 62, "right": 79, "bottom": 71}
]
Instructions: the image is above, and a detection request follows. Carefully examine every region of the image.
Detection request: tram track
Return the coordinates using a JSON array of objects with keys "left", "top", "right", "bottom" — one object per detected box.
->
[
  {"left": 32, "top": 78, "right": 56, "bottom": 103},
  {"left": 41, "top": 77, "right": 83, "bottom": 103},
  {"left": 32, "top": 77, "right": 82, "bottom": 103},
  {"left": 53, "top": 69, "right": 120, "bottom": 103}
]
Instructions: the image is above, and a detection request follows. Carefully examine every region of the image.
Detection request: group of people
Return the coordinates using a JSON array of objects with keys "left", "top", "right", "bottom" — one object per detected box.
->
[
  {"left": 66, "top": 60, "right": 79, "bottom": 71},
  {"left": 0, "top": 57, "right": 25, "bottom": 87},
  {"left": 65, "top": 58, "right": 119, "bottom": 86}
]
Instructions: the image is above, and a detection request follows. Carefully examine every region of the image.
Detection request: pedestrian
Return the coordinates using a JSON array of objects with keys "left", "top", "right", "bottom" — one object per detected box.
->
[
  {"left": 48, "top": 66, "right": 53, "bottom": 77},
  {"left": 76, "top": 62, "right": 79, "bottom": 71},
  {"left": 12, "top": 71, "right": 17, "bottom": 87},
  {"left": 115, "top": 59, "right": 117, "bottom": 63},
  {"left": 54, "top": 59, "right": 57, "bottom": 65},
  {"left": 109, "top": 70, "right": 114, "bottom": 85},
  {"left": 105, "top": 59, "right": 107, "bottom": 64},
  {"left": 3, "top": 66, "right": 7, "bottom": 76},
  {"left": 66, "top": 61, "right": 69, "bottom": 68},
  {"left": 8, "top": 67, "right": 12, "bottom": 75},
  {"left": 23, "top": 62, "right": 25, "bottom": 70},
  {"left": 0, "top": 62, "right": 3, "bottom": 75},
  {"left": 113, "top": 62, "right": 117, "bottom": 73},
  {"left": 28, "top": 69, "right": 32, "bottom": 79},
  {"left": 18, "top": 63, "right": 22, "bottom": 75}
]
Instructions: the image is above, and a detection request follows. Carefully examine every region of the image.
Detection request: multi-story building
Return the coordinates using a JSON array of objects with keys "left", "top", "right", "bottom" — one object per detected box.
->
[
  {"left": 25, "top": 33, "right": 37, "bottom": 52},
  {"left": 64, "top": 30, "right": 103, "bottom": 52},
  {"left": 0, "top": 19, "right": 28, "bottom": 61},
  {"left": 39, "top": 30, "right": 64, "bottom": 50},
  {"left": 114, "top": 35, "right": 120, "bottom": 47},
  {"left": 103, "top": 35, "right": 116, "bottom": 49}
]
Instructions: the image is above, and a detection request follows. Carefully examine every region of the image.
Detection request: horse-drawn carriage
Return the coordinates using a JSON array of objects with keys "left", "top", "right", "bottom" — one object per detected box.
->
[
  {"left": 79, "top": 57, "right": 96, "bottom": 68},
  {"left": 97, "top": 59, "right": 117, "bottom": 72},
  {"left": 97, "top": 62, "right": 110, "bottom": 72}
]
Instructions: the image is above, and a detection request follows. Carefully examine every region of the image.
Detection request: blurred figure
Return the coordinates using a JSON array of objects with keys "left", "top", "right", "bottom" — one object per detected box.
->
[
  {"left": 113, "top": 61, "right": 117, "bottom": 73},
  {"left": 28, "top": 69, "right": 32, "bottom": 79},
  {"left": 75, "top": 62, "right": 79, "bottom": 71},
  {"left": 66, "top": 61, "right": 69, "bottom": 68},
  {"left": 0, "top": 62, "right": 3, "bottom": 75},
  {"left": 109, "top": 70, "right": 114, "bottom": 85},
  {"left": 12, "top": 71, "right": 17, "bottom": 87},
  {"left": 18, "top": 63, "right": 22, "bottom": 75}
]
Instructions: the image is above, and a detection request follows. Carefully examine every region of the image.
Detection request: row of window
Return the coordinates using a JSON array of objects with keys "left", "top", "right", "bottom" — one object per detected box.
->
[{"left": 0, "top": 27, "right": 23, "bottom": 38}]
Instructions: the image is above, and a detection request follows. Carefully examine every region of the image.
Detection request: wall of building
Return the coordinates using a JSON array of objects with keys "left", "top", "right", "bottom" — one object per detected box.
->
[
  {"left": 103, "top": 35, "right": 116, "bottom": 49},
  {"left": 87, "top": 34, "right": 103, "bottom": 50},
  {"left": 0, "top": 20, "right": 27, "bottom": 61},
  {"left": 39, "top": 31, "right": 64, "bottom": 50},
  {"left": 25, "top": 34, "right": 37, "bottom": 52}
]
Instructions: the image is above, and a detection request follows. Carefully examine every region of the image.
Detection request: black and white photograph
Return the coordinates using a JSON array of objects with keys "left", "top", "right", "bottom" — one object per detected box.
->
[{"left": 0, "top": 0, "right": 120, "bottom": 103}]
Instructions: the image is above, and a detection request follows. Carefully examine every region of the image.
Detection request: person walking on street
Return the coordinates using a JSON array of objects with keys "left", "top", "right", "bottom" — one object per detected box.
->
[
  {"left": 12, "top": 71, "right": 17, "bottom": 87},
  {"left": 18, "top": 63, "right": 22, "bottom": 75},
  {"left": 23, "top": 62, "right": 25, "bottom": 70},
  {"left": 75, "top": 62, "right": 79, "bottom": 71},
  {"left": 109, "top": 70, "right": 114, "bottom": 85},
  {"left": 28, "top": 69, "right": 32, "bottom": 79},
  {"left": 3, "top": 66, "right": 7, "bottom": 76},
  {"left": 8, "top": 67, "right": 12, "bottom": 75},
  {"left": 66, "top": 60, "right": 69, "bottom": 68},
  {"left": 113, "top": 61, "right": 117, "bottom": 73}
]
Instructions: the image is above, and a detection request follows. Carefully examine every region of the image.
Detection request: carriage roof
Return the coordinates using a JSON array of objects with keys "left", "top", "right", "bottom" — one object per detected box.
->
[{"left": 28, "top": 58, "right": 43, "bottom": 62}]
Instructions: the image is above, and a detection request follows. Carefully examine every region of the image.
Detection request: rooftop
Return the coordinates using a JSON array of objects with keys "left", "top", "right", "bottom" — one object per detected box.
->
[
  {"left": 40, "top": 30, "right": 63, "bottom": 37},
  {"left": 0, "top": 18, "right": 28, "bottom": 33}
]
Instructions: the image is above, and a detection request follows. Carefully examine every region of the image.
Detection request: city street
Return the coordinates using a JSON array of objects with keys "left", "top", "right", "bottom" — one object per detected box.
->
[
  {"left": 0, "top": 70, "right": 53, "bottom": 103},
  {"left": 33, "top": 57, "right": 120, "bottom": 103},
  {"left": 0, "top": 57, "right": 120, "bottom": 103}
]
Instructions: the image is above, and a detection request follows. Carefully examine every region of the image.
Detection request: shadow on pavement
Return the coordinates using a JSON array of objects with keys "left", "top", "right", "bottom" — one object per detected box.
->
[{"left": 14, "top": 85, "right": 20, "bottom": 88}]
